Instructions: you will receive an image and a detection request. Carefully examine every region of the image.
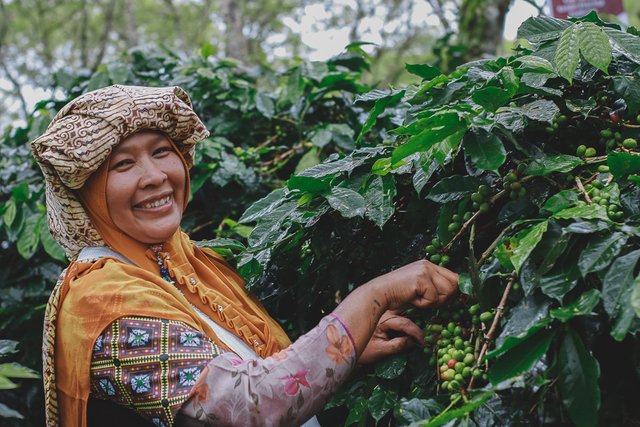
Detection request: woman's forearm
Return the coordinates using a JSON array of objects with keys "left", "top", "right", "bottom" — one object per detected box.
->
[{"left": 177, "top": 315, "right": 356, "bottom": 426}]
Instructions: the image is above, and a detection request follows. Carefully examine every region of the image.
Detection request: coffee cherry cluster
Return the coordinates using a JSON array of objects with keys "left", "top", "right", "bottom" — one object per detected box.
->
[
  {"left": 599, "top": 129, "right": 623, "bottom": 151},
  {"left": 544, "top": 114, "right": 567, "bottom": 134},
  {"left": 583, "top": 180, "right": 624, "bottom": 221},
  {"left": 425, "top": 238, "right": 450, "bottom": 266},
  {"left": 503, "top": 163, "right": 527, "bottom": 200},
  {"left": 470, "top": 185, "right": 492, "bottom": 213},
  {"left": 576, "top": 144, "right": 597, "bottom": 158},
  {"left": 423, "top": 301, "right": 496, "bottom": 399}
]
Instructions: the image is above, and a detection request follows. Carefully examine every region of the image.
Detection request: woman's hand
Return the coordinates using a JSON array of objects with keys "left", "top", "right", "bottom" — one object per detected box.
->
[
  {"left": 357, "top": 310, "right": 424, "bottom": 366},
  {"left": 368, "top": 260, "right": 458, "bottom": 311}
]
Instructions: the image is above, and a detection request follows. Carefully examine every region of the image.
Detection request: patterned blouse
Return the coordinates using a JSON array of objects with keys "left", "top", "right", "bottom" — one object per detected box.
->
[{"left": 90, "top": 315, "right": 356, "bottom": 426}]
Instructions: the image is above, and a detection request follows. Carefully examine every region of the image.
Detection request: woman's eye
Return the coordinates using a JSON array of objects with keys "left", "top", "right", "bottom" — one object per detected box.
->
[
  {"left": 112, "top": 159, "right": 133, "bottom": 169},
  {"left": 154, "top": 146, "right": 173, "bottom": 156}
]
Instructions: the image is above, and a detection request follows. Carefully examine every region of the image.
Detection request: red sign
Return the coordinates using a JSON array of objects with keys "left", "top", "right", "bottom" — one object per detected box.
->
[{"left": 549, "top": 0, "right": 624, "bottom": 18}]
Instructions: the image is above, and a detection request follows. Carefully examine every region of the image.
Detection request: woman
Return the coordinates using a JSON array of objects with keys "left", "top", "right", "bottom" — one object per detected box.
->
[{"left": 33, "top": 85, "right": 458, "bottom": 427}]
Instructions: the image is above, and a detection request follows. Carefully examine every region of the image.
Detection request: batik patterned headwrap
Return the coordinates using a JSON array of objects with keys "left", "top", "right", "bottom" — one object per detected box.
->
[{"left": 31, "top": 84, "right": 209, "bottom": 260}]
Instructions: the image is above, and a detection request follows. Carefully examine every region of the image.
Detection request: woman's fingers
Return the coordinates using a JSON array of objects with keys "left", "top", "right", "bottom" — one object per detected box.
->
[{"left": 379, "top": 315, "right": 425, "bottom": 345}]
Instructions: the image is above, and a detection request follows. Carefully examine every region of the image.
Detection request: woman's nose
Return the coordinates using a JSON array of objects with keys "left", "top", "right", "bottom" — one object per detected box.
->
[{"left": 138, "top": 161, "right": 167, "bottom": 187}]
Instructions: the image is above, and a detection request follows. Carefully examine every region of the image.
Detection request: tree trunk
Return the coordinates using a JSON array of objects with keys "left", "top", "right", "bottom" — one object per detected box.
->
[
  {"left": 458, "top": 0, "right": 513, "bottom": 60},
  {"left": 221, "top": 0, "right": 249, "bottom": 62}
]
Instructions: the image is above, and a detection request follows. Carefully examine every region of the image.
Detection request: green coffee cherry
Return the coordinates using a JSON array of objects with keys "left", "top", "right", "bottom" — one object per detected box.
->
[
  {"left": 469, "top": 304, "right": 480, "bottom": 315},
  {"left": 585, "top": 147, "right": 597, "bottom": 158},
  {"left": 623, "top": 138, "right": 638, "bottom": 149},
  {"left": 600, "top": 129, "right": 613, "bottom": 138},
  {"left": 478, "top": 185, "right": 490, "bottom": 196},
  {"left": 479, "top": 311, "right": 494, "bottom": 323},
  {"left": 430, "top": 254, "right": 442, "bottom": 263},
  {"left": 505, "top": 172, "right": 518, "bottom": 183},
  {"left": 598, "top": 165, "right": 610, "bottom": 173},
  {"left": 576, "top": 145, "right": 587, "bottom": 157},
  {"left": 479, "top": 202, "right": 490, "bottom": 213}
]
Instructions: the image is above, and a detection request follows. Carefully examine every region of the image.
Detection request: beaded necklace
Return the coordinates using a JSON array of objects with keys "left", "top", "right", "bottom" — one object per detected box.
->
[{"left": 149, "top": 243, "right": 174, "bottom": 284}]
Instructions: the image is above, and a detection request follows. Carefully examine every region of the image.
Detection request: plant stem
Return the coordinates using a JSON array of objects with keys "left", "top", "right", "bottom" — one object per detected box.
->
[
  {"left": 468, "top": 271, "right": 517, "bottom": 390},
  {"left": 575, "top": 176, "right": 592, "bottom": 204}
]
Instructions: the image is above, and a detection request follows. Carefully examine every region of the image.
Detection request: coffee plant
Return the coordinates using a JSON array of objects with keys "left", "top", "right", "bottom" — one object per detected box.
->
[{"left": 1, "top": 12, "right": 639, "bottom": 427}]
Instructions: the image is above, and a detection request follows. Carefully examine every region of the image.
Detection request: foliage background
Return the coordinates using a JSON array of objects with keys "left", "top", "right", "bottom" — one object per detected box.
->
[{"left": 1, "top": 2, "right": 640, "bottom": 427}]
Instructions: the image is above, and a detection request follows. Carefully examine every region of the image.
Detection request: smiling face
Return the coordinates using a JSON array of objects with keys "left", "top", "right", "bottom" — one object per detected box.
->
[{"left": 106, "top": 131, "right": 186, "bottom": 244}]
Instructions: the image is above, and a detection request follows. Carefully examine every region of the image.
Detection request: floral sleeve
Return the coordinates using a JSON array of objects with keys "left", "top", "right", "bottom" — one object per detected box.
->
[{"left": 177, "top": 314, "right": 357, "bottom": 426}]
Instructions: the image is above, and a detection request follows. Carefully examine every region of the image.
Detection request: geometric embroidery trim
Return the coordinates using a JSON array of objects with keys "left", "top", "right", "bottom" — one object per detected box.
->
[{"left": 90, "top": 316, "right": 220, "bottom": 426}]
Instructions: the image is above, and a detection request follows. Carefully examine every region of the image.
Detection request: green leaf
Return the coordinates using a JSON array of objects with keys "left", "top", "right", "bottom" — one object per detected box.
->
[
  {"left": 197, "top": 238, "right": 246, "bottom": 252},
  {"left": 11, "top": 183, "right": 29, "bottom": 202},
  {"left": 426, "top": 175, "right": 480, "bottom": 203},
  {"left": 0, "top": 402, "right": 24, "bottom": 419},
  {"left": 486, "top": 315, "right": 551, "bottom": 360},
  {"left": 0, "top": 340, "right": 19, "bottom": 357},
  {"left": 553, "top": 204, "right": 609, "bottom": 221},
  {"left": 344, "top": 399, "right": 368, "bottom": 426},
  {"left": 488, "top": 329, "right": 555, "bottom": 384},
  {"left": 525, "top": 155, "right": 582, "bottom": 176},
  {"left": 458, "top": 272, "right": 473, "bottom": 295},
  {"left": 539, "top": 264, "right": 579, "bottom": 300},
  {"left": 551, "top": 289, "right": 601, "bottom": 322},
  {"left": 517, "top": 15, "right": 571, "bottom": 44},
  {"left": 607, "top": 151, "right": 640, "bottom": 177},
  {"left": 0, "top": 375, "right": 18, "bottom": 389},
  {"left": 326, "top": 187, "right": 366, "bottom": 219},
  {"left": 542, "top": 190, "right": 579, "bottom": 214},
  {"left": 405, "top": 63, "right": 441, "bottom": 80},
  {"left": 604, "top": 27, "right": 640, "bottom": 64},
  {"left": 495, "top": 292, "right": 551, "bottom": 350},
  {"left": 577, "top": 22, "right": 612, "bottom": 74},
  {"left": 375, "top": 354, "right": 407, "bottom": 379},
  {"left": 463, "top": 128, "right": 506, "bottom": 170},
  {"left": 391, "top": 115, "right": 466, "bottom": 163},
  {"left": 514, "top": 55, "right": 555, "bottom": 72},
  {"left": 602, "top": 249, "right": 640, "bottom": 340},
  {"left": 17, "top": 213, "right": 42, "bottom": 259},
  {"left": 356, "top": 90, "right": 405, "bottom": 144},
  {"left": 367, "top": 386, "right": 398, "bottom": 422},
  {"left": 472, "top": 86, "right": 512, "bottom": 112},
  {"left": 511, "top": 221, "right": 548, "bottom": 273},
  {"left": 295, "top": 148, "right": 321, "bottom": 173},
  {"left": 255, "top": 92, "right": 275, "bottom": 118},
  {"left": 631, "top": 275, "right": 640, "bottom": 317},
  {"left": 519, "top": 99, "right": 560, "bottom": 123},
  {"left": 364, "top": 175, "right": 396, "bottom": 228},
  {"left": 577, "top": 232, "right": 628, "bottom": 276},
  {"left": 566, "top": 98, "right": 597, "bottom": 118},
  {"left": 239, "top": 189, "right": 287, "bottom": 224},
  {"left": 40, "top": 220, "right": 67, "bottom": 262},
  {"left": 611, "top": 75, "right": 640, "bottom": 114},
  {"left": 557, "top": 328, "right": 601, "bottom": 427},
  {"left": 394, "top": 398, "right": 440, "bottom": 425},
  {"left": 0, "top": 362, "right": 39, "bottom": 379},
  {"left": 3, "top": 199, "right": 16, "bottom": 227},
  {"left": 422, "top": 392, "right": 493, "bottom": 427},
  {"left": 554, "top": 24, "right": 580, "bottom": 83}
]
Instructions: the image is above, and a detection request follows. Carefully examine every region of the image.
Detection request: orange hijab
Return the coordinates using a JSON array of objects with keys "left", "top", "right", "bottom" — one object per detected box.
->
[{"left": 50, "top": 140, "right": 291, "bottom": 427}]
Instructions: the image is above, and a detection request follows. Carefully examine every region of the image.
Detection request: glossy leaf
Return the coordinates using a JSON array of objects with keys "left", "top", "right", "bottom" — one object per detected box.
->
[
  {"left": 364, "top": 175, "right": 396, "bottom": 228},
  {"left": 356, "top": 89, "right": 405, "bottom": 144},
  {"left": 524, "top": 155, "right": 582, "bottom": 176},
  {"left": 631, "top": 275, "right": 640, "bottom": 317},
  {"left": 326, "top": 187, "right": 366, "bottom": 219},
  {"left": 578, "top": 232, "right": 628, "bottom": 276},
  {"left": 488, "top": 328, "right": 555, "bottom": 384},
  {"left": 405, "top": 64, "right": 441, "bottom": 80},
  {"left": 554, "top": 24, "right": 580, "bottom": 83},
  {"left": 517, "top": 15, "right": 571, "bottom": 44},
  {"left": 463, "top": 128, "right": 506, "bottom": 170},
  {"left": 367, "top": 386, "right": 398, "bottom": 422},
  {"left": 422, "top": 392, "right": 493, "bottom": 427},
  {"left": 607, "top": 151, "right": 640, "bottom": 177},
  {"left": 542, "top": 190, "right": 579, "bottom": 213},
  {"left": 577, "top": 22, "right": 612, "bottom": 74},
  {"left": 17, "top": 213, "right": 42, "bottom": 259},
  {"left": 511, "top": 221, "right": 548, "bottom": 273},
  {"left": 550, "top": 289, "right": 601, "bottom": 322},
  {"left": 472, "top": 86, "right": 512, "bottom": 112},
  {"left": 239, "top": 189, "right": 287, "bottom": 224},
  {"left": 519, "top": 99, "right": 560, "bottom": 123},
  {"left": 557, "top": 329, "right": 601, "bottom": 427},
  {"left": 553, "top": 204, "right": 609, "bottom": 221},
  {"left": 426, "top": 175, "right": 480, "bottom": 203},
  {"left": 602, "top": 249, "right": 640, "bottom": 340}
]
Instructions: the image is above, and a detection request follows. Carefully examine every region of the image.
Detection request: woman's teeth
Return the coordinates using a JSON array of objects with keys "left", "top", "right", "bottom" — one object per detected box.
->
[{"left": 139, "top": 195, "right": 171, "bottom": 209}]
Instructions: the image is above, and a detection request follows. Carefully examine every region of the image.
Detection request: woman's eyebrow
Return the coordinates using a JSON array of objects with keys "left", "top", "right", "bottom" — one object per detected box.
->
[{"left": 112, "top": 133, "right": 168, "bottom": 156}]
